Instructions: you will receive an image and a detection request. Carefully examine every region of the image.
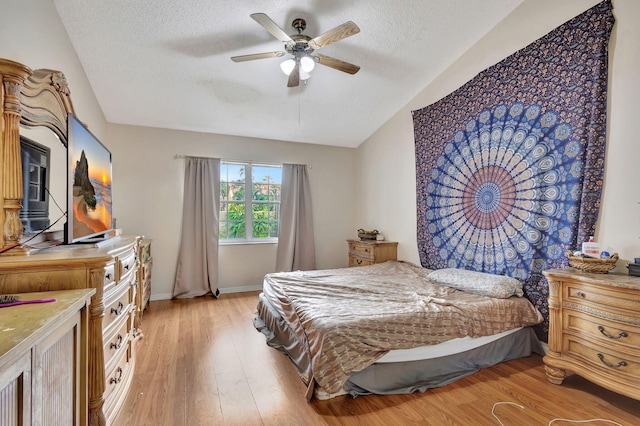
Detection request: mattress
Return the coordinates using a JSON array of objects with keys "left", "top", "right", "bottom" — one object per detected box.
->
[
  {"left": 255, "top": 292, "right": 544, "bottom": 399},
  {"left": 375, "top": 326, "right": 523, "bottom": 363},
  {"left": 258, "top": 261, "right": 544, "bottom": 394}
]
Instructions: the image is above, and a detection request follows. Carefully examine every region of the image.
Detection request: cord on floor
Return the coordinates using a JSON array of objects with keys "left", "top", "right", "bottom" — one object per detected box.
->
[{"left": 491, "top": 401, "right": 624, "bottom": 426}]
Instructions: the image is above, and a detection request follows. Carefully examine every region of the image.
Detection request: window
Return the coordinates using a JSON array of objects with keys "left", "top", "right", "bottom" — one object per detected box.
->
[{"left": 219, "top": 162, "right": 282, "bottom": 242}]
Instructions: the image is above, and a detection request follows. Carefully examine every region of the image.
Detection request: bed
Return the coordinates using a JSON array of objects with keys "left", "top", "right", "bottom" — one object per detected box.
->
[{"left": 253, "top": 261, "right": 544, "bottom": 399}]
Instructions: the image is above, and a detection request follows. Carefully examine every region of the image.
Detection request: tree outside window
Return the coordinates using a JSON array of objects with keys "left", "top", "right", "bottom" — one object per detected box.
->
[{"left": 219, "top": 162, "right": 281, "bottom": 242}]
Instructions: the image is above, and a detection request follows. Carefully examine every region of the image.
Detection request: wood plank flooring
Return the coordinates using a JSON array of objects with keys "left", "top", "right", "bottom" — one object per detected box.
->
[{"left": 115, "top": 292, "right": 640, "bottom": 425}]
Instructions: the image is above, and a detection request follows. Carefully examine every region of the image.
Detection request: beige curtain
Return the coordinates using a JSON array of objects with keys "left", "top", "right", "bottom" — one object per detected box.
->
[
  {"left": 173, "top": 157, "right": 220, "bottom": 298},
  {"left": 276, "top": 164, "right": 316, "bottom": 272}
]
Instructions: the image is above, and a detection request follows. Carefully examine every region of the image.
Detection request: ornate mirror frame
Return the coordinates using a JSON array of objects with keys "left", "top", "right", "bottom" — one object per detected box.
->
[{"left": 0, "top": 58, "right": 75, "bottom": 253}]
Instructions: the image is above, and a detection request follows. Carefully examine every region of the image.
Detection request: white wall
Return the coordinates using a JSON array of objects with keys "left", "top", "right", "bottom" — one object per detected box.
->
[
  {"left": 1, "top": 0, "right": 108, "bottom": 224},
  {"left": 356, "top": 0, "right": 640, "bottom": 272},
  {"left": 1, "top": 0, "right": 107, "bottom": 138},
  {"left": 107, "top": 124, "right": 357, "bottom": 299}
]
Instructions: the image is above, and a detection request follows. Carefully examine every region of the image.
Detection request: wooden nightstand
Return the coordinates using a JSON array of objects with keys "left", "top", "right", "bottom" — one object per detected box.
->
[
  {"left": 543, "top": 268, "right": 640, "bottom": 401},
  {"left": 347, "top": 239, "right": 398, "bottom": 267}
]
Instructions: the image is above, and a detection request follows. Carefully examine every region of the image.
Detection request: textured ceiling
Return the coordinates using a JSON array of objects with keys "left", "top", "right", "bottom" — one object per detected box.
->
[{"left": 53, "top": 0, "right": 524, "bottom": 148}]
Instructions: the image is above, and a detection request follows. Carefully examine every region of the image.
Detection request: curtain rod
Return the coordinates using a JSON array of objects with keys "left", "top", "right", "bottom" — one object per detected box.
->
[{"left": 174, "top": 154, "right": 311, "bottom": 168}]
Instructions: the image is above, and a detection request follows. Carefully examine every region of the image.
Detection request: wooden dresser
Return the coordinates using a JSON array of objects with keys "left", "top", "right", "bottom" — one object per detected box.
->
[
  {"left": 135, "top": 238, "right": 152, "bottom": 328},
  {"left": 0, "top": 236, "right": 140, "bottom": 425},
  {"left": 0, "top": 289, "right": 94, "bottom": 426},
  {"left": 347, "top": 239, "right": 398, "bottom": 267},
  {"left": 543, "top": 268, "right": 640, "bottom": 401}
]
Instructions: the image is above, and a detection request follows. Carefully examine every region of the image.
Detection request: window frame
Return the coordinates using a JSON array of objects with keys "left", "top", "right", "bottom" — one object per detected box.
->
[{"left": 219, "top": 161, "right": 282, "bottom": 245}]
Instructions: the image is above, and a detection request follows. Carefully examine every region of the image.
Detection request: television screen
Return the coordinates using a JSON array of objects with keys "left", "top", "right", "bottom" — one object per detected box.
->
[{"left": 66, "top": 113, "right": 113, "bottom": 243}]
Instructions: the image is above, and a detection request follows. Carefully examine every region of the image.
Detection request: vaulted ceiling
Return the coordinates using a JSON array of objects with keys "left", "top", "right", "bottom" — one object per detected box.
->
[{"left": 53, "top": 0, "right": 524, "bottom": 148}]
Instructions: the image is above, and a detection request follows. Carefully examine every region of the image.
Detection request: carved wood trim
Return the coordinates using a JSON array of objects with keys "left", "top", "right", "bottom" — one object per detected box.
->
[
  {"left": 0, "top": 58, "right": 75, "bottom": 252},
  {"left": 563, "top": 302, "right": 640, "bottom": 326},
  {"left": 1, "top": 59, "right": 32, "bottom": 249},
  {"left": 20, "top": 68, "right": 75, "bottom": 147}
]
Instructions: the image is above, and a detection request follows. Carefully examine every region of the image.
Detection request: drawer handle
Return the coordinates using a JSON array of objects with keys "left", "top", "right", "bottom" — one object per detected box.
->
[
  {"left": 110, "top": 334, "right": 123, "bottom": 350},
  {"left": 111, "top": 302, "right": 124, "bottom": 315},
  {"left": 598, "top": 325, "right": 628, "bottom": 340},
  {"left": 110, "top": 367, "right": 123, "bottom": 384},
  {"left": 356, "top": 259, "right": 363, "bottom": 265},
  {"left": 576, "top": 291, "right": 585, "bottom": 297},
  {"left": 105, "top": 273, "right": 113, "bottom": 281},
  {"left": 597, "top": 353, "right": 627, "bottom": 369},
  {"left": 124, "top": 264, "right": 130, "bottom": 271}
]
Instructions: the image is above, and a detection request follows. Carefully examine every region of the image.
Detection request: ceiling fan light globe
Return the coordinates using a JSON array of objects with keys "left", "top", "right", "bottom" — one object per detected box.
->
[
  {"left": 300, "top": 56, "right": 315, "bottom": 73},
  {"left": 280, "top": 59, "right": 296, "bottom": 75},
  {"left": 300, "top": 69, "right": 311, "bottom": 80}
]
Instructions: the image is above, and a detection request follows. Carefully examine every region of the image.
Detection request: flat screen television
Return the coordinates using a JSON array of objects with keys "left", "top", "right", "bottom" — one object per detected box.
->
[{"left": 66, "top": 113, "right": 113, "bottom": 244}]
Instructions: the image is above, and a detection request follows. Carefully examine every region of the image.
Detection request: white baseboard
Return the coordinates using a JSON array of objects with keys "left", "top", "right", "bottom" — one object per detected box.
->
[
  {"left": 149, "top": 286, "right": 262, "bottom": 301},
  {"left": 219, "top": 285, "right": 263, "bottom": 294},
  {"left": 150, "top": 293, "right": 172, "bottom": 301}
]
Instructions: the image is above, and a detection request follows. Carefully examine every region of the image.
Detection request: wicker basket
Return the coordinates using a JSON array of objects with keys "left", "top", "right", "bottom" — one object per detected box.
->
[
  {"left": 567, "top": 251, "right": 618, "bottom": 274},
  {"left": 357, "top": 229, "right": 379, "bottom": 241}
]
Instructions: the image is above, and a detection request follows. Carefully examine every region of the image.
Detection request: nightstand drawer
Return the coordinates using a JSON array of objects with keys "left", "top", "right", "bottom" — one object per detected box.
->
[
  {"left": 564, "top": 310, "right": 640, "bottom": 349},
  {"left": 565, "top": 282, "right": 640, "bottom": 313},
  {"left": 563, "top": 335, "right": 640, "bottom": 381},
  {"left": 346, "top": 240, "right": 398, "bottom": 267},
  {"left": 348, "top": 241, "right": 375, "bottom": 259},
  {"left": 349, "top": 257, "right": 375, "bottom": 267}
]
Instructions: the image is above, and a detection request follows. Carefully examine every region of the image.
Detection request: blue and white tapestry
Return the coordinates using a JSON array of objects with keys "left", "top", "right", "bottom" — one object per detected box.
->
[{"left": 413, "top": 0, "right": 614, "bottom": 340}]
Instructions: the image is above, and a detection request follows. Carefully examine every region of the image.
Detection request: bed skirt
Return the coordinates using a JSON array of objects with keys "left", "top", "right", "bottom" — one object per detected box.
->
[{"left": 254, "top": 292, "right": 544, "bottom": 399}]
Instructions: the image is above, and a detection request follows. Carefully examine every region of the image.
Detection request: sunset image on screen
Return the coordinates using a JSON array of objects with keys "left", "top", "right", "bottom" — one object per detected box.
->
[{"left": 70, "top": 117, "right": 112, "bottom": 241}]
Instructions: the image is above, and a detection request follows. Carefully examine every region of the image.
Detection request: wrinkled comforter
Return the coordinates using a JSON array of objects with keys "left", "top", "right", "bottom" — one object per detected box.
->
[{"left": 261, "top": 261, "right": 543, "bottom": 394}]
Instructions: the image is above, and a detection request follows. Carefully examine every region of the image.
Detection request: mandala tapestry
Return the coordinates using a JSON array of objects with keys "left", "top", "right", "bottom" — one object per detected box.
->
[{"left": 413, "top": 0, "right": 614, "bottom": 341}]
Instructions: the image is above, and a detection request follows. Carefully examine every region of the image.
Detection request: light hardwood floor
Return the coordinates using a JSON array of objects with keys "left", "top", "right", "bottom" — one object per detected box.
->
[{"left": 115, "top": 292, "right": 640, "bottom": 425}]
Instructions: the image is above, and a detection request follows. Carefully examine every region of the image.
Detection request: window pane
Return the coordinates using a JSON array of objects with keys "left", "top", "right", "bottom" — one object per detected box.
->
[
  {"left": 228, "top": 221, "right": 245, "bottom": 238},
  {"left": 221, "top": 163, "right": 245, "bottom": 183},
  {"left": 252, "top": 166, "right": 282, "bottom": 202},
  {"left": 220, "top": 163, "right": 281, "bottom": 241},
  {"left": 220, "top": 182, "right": 229, "bottom": 201},
  {"left": 220, "top": 202, "right": 245, "bottom": 239},
  {"left": 252, "top": 221, "right": 269, "bottom": 238},
  {"left": 228, "top": 183, "right": 244, "bottom": 201},
  {"left": 268, "top": 222, "right": 279, "bottom": 238},
  {"left": 219, "top": 221, "right": 228, "bottom": 238},
  {"left": 269, "top": 204, "right": 280, "bottom": 221}
]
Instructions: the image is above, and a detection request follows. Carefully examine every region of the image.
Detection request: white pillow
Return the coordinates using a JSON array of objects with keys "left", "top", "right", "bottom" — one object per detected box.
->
[{"left": 428, "top": 268, "right": 524, "bottom": 299}]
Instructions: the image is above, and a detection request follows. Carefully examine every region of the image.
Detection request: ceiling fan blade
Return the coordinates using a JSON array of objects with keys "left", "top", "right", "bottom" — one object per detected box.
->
[
  {"left": 231, "top": 51, "right": 286, "bottom": 62},
  {"left": 287, "top": 61, "right": 300, "bottom": 87},
  {"left": 315, "top": 54, "right": 360, "bottom": 75},
  {"left": 251, "top": 13, "right": 293, "bottom": 43},
  {"left": 309, "top": 21, "right": 360, "bottom": 50}
]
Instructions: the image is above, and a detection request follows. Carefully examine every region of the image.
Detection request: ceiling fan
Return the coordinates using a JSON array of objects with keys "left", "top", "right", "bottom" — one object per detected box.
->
[{"left": 231, "top": 13, "right": 361, "bottom": 87}]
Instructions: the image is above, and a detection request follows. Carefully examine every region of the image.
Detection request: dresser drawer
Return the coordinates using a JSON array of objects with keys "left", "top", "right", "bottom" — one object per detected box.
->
[
  {"left": 565, "top": 282, "right": 640, "bottom": 314},
  {"left": 563, "top": 334, "right": 640, "bottom": 381},
  {"left": 564, "top": 310, "right": 640, "bottom": 349},
  {"left": 103, "top": 343, "right": 133, "bottom": 420},
  {"left": 348, "top": 241, "right": 375, "bottom": 260},
  {"left": 103, "top": 311, "right": 132, "bottom": 371},
  {"left": 118, "top": 250, "right": 137, "bottom": 282},
  {"left": 103, "top": 280, "right": 133, "bottom": 333},
  {"left": 103, "top": 262, "right": 116, "bottom": 288}
]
